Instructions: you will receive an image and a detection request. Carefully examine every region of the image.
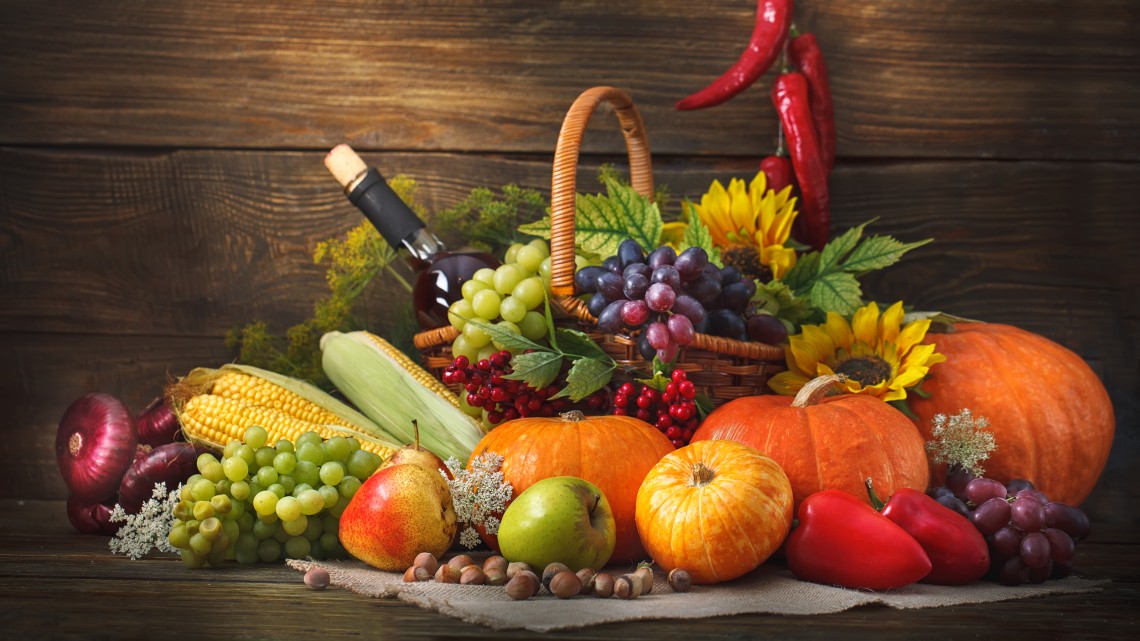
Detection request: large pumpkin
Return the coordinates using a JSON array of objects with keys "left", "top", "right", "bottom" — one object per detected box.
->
[
  {"left": 469, "top": 410, "right": 674, "bottom": 563},
  {"left": 635, "top": 440, "right": 793, "bottom": 584},
  {"left": 909, "top": 322, "right": 1114, "bottom": 506},
  {"left": 691, "top": 375, "right": 929, "bottom": 509}
]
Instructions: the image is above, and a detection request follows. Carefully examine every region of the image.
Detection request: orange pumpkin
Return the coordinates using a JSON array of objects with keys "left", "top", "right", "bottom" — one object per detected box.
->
[
  {"left": 909, "top": 322, "right": 1115, "bottom": 506},
  {"left": 469, "top": 410, "right": 674, "bottom": 563},
  {"left": 635, "top": 440, "right": 793, "bottom": 584},
  {"left": 691, "top": 375, "right": 929, "bottom": 510}
]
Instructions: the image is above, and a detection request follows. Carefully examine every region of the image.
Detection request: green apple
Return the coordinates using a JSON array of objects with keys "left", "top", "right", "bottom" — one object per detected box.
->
[{"left": 497, "top": 476, "right": 616, "bottom": 571}]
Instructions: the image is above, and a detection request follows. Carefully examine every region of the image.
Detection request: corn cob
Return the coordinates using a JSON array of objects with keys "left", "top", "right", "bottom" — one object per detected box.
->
[
  {"left": 321, "top": 330, "right": 485, "bottom": 465},
  {"left": 169, "top": 363, "right": 401, "bottom": 457}
]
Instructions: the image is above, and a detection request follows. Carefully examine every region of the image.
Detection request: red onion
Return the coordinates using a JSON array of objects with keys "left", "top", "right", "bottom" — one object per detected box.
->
[
  {"left": 66, "top": 493, "right": 120, "bottom": 536},
  {"left": 55, "top": 393, "right": 137, "bottom": 502},
  {"left": 118, "top": 442, "right": 199, "bottom": 513},
  {"left": 137, "top": 396, "right": 182, "bottom": 446}
]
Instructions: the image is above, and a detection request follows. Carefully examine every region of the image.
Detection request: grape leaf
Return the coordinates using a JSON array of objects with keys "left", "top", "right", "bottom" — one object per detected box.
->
[
  {"left": 502, "top": 351, "right": 563, "bottom": 391},
  {"left": 552, "top": 357, "right": 615, "bottom": 402},
  {"left": 516, "top": 217, "right": 552, "bottom": 240},
  {"left": 678, "top": 209, "right": 722, "bottom": 267},
  {"left": 809, "top": 272, "right": 864, "bottom": 317},
  {"left": 464, "top": 319, "right": 545, "bottom": 353},
  {"left": 635, "top": 371, "right": 672, "bottom": 393},
  {"left": 817, "top": 220, "right": 870, "bottom": 275},
  {"left": 841, "top": 235, "right": 932, "bottom": 275},
  {"left": 782, "top": 251, "right": 820, "bottom": 294},
  {"left": 554, "top": 328, "right": 607, "bottom": 360}
]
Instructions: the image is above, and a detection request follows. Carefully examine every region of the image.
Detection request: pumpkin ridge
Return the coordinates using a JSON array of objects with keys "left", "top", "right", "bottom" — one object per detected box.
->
[
  {"left": 978, "top": 328, "right": 1040, "bottom": 487},
  {"left": 693, "top": 459, "right": 721, "bottom": 583},
  {"left": 840, "top": 398, "right": 894, "bottom": 494},
  {"left": 710, "top": 473, "right": 763, "bottom": 565}
]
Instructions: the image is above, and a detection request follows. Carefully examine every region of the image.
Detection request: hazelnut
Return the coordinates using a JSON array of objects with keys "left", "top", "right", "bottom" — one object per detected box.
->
[
  {"left": 483, "top": 555, "right": 508, "bottom": 574},
  {"left": 549, "top": 570, "right": 582, "bottom": 599},
  {"left": 460, "top": 566, "right": 486, "bottom": 585},
  {"left": 413, "top": 552, "right": 439, "bottom": 575},
  {"left": 484, "top": 567, "right": 508, "bottom": 586},
  {"left": 402, "top": 566, "right": 431, "bottom": 582},
  {"left": 517, "top": 570, "right": 541, "bottom": 596},
  {"left": 542, "top": 562, "right": 571, "bottom": 591},
  {"left": 593, "top": 572, "right": 615, "bottom": 598},
  {"left": 634, "top": 567, "right": 655, "bottom": 594},
  {"left": 506, "top": 561, "right": 534, "bottom": 579},
  {"left": 614, "top": 574, "right": 642, "bottom": 599},
  {"left": 303, "top": 567, "right": 330, "bottom": 590},
  {"left": 505, "top": 573, "right": 537, "bottom": 600},
  {"left": 668, "top": 568, "right": 692, "bottom": 593},
  {"left": 434, "top": 564, "right": 460, "bottom": 583},
  {"left": 447, "top": 554, "right": 476, "bottom": 571},
  {"left": 576, "top": 568, "right": 598, "bottom": 595}
]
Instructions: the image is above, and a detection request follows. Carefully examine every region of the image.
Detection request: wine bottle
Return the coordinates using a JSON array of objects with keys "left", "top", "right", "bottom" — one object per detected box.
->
[{"left": 324, "top": 144, "right": 499, "bottom": 329}]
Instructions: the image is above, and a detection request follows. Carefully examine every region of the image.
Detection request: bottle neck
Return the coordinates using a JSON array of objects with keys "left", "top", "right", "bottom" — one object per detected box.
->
[{"left": 402, "top": 227, "right": 447, "bottom": 266}]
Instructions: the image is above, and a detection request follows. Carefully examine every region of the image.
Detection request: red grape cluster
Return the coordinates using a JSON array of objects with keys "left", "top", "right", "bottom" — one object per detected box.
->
[
  {"left": 575, "top": 240, "right": 758, "bottom": 362},
  {"left": 930, "top": 466, "right": 1091, "bottom": 585},
  {"left": 442, "top": 352, "right": 608, "bottom": 425},
  {"left": 612, "top": 369, "right": 700, "bottom": 448}
]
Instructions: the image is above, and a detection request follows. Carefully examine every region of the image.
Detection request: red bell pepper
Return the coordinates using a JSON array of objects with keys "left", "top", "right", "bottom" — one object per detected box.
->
[
  {"left": 785, "top": 489, "right": 931, "bottom": 590},
  {"left": 867, "top": 480, "right": 990, "bottom": 586}
]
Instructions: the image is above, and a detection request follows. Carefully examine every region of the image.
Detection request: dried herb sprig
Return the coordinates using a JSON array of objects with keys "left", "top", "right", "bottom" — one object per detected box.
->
[
  {"left": 444, "top": 451, "right": 513, "bottom": 550},
  {"left": 925, "top": 408, "right": 997, "bottom": 477},
  {"left": 108, "top": 482, "right": 181, "bottom": 560}
]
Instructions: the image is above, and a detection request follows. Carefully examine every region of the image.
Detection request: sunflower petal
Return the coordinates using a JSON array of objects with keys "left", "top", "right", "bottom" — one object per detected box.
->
[
  {"left": 879, "top": 301, "right": 905, "bottom": 345},
  {"left": 851, "top": 302, "right": 881, "bottom": 346},
  {"left": 824, "top": 312, "right": 854, "bottom": 351},
  {"left": 896, "top": 318, "right": 932, "bottom": 354},
  {"left": 767, "top": 370, "right": 808, "bottom": 396}
]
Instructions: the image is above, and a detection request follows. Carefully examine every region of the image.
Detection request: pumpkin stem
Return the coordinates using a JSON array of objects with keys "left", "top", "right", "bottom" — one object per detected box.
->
[
  {"left": 690, "top": 462, "right": 715, "bottom": 486},
  {"left": 560, "top": 410, "right": 586, "bottom": 422},
  {"left": 865, "top": 478, "right": 886, "bottom": 511},
  {"left": 791, "top": 374, "right": 847, "bottom": 408}
]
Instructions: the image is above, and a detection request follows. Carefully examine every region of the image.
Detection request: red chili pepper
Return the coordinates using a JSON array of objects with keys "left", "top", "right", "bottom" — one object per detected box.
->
[
  {"left": 786, "top": 489, "right": 932, "bottom": 590},
  {"left": 772, "top": 72, "right": 830, "bottom": 251},
  {"left": 676, "top": 0, "right": 793, "bottom": 111},
  {"left": 788, "top": 33, "right": 836, "bottom": 171},
  {"left": 760, "top": 155, "right": 793, "bottom": 194},
  {"left": 867, "top": 479, "right": 991, "bottom": 586}
]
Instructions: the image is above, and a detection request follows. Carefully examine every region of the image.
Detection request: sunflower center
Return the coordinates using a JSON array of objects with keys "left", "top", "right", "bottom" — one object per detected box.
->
[
  {"left": 721, "top": 245, "right": 772, "bottom": 283},
  {"left": 834, "top": 356, "right": 892, "bottom": 387}
]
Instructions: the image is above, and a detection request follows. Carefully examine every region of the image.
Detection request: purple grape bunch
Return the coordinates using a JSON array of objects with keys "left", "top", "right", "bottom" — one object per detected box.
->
[
  {"left": 574, "top": 239, "right": 759, "bottom": 362},
  {"left": 929, "top": 466, "right": 1091, "bottom": 586}
]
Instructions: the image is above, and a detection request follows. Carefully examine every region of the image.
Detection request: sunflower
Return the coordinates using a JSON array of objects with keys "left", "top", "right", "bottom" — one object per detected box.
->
[
  {"left": 768, "top": 301, "right": 946, "bottom": 402},
  {"left": 685, "top": 171, "right": 799, "bottom": 280}
]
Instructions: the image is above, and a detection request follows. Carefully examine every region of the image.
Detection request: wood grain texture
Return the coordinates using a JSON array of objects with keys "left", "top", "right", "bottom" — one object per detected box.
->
[
  {"left": 1, "top": 501, "right": 1137, "bottom": 640},
  {"left": 1, "top": 0, "right": 1137, "bottom": 159}
]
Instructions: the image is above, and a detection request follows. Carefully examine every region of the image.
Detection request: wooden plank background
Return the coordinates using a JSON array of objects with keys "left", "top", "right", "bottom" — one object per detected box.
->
[{"left": 0, "top": 0, "right": 1136, "bottom": 522}]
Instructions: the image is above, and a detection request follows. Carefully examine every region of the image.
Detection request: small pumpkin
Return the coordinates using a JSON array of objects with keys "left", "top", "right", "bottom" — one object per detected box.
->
[
  {"left": 469, "top": 410, "right": 674, "bottom": 563},
  {"left": 691, "top": 375, "right": 929, "bottom": 509},
  {"left": 909, "top": 322, "right": 1115, "bottom": 506},
  {"left": 635, "top": 440, "right": 793, "bottom": 584}
]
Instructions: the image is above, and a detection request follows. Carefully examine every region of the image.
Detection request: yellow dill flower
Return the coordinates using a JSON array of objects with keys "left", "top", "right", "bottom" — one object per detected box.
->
[
  {"left": 686, "top": 171, "right": 799, "bottom": 280},
  {"left": 768, "top": 301, "right": 946, "bottom": 402}
]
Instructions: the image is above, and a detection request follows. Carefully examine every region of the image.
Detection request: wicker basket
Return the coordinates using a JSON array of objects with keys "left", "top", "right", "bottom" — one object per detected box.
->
[{"left": 414, "top": 86, "right": 786, "bottom": 407}]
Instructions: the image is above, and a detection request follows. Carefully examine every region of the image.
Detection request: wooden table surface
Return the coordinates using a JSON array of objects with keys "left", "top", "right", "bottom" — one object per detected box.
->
[{"left": 2, "top": 500, "right": 1135, "bottom": 640}]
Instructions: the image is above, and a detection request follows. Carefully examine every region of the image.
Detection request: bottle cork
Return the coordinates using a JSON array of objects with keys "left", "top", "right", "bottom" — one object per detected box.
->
[{"left": 324, "top": 144, "right": 369, "bottom": 192}]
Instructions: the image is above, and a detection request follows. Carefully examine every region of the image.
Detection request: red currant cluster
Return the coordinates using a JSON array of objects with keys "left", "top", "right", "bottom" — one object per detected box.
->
[
  {"left": 442, "top": 352, "right": 608, "bottom": 425},
  {"left": 612, "top": 369, "right": 700, "bottom": 448}
]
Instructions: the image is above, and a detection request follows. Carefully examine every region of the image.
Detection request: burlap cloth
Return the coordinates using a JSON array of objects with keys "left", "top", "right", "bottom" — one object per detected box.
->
[{"left": 286, "top": 557, "right": 1106, "bottom": 632}]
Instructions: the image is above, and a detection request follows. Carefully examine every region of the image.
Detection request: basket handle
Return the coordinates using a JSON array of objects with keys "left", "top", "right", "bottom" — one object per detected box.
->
[{"left": 549, "top": 87, "right": 654, "bottom": 299}]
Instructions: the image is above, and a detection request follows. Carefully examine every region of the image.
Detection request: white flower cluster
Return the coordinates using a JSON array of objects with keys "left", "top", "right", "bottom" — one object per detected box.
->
[
  {"left": 108, "top": 482, "right": 181, "bottom": 560},
  {"left": 925, "top": 408, "right": 997, "bottom": 476},
  {"left": 443, "top": 452, "right": 513, "bottom": 549}
]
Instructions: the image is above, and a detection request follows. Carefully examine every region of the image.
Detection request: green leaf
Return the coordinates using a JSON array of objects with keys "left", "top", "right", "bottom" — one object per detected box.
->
[
  {"left": 573, "top": 177, "right": 663, "bottom": 259},
  {"left": 678, "top": 210, "right": 722, "bottom": 267},
  {"left": 553, "top": 328, "right": 608, "bottom": 361},
  {"left": 502, "top": 351, "right": 563, "bottom": 391},
  {"left": 465, "top": 319, "right": 546, "bottom": 353},
  {"left": 782, "top": 251, "right": 820, "bottom": 294},
  {"left": 542, "top": 297, "right": 559, "bottom": 352},
  {"left": 809, "top": 272, "right": 864, "bottom": 317},
  {"left": 841, "top": 235, "right": 933, "bottom": 275},
  {"left": 817, "top": 220, "right": 871, "bottom": 276},
  {"left": 552, "top": 358, "right": 615, "bottom": 402},
  {"left": 517, "top": 216, "right": 552, "bottom": 240},
  {"left": 635, "top": 371, "right": 672, "bottom": 393}
]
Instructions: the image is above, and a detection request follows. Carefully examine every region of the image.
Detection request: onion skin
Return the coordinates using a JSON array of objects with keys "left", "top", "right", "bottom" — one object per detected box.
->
[
  {"left": 55, "top": 393, "right": 137, "bottom": 502},
  {"left": 118, "top": 442, "right": 199, "bottom": 513},
  {"left": 66, "top": 494, "right": 120, "bottom": 535},
  {"left": 137, "top": 397, "right": 182, "bottom": 447}
]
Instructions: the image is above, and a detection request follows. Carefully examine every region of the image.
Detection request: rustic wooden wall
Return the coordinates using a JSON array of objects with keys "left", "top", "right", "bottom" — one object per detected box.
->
[{"left": 1, "top": 0, "right": 1136, "bottom": 521}]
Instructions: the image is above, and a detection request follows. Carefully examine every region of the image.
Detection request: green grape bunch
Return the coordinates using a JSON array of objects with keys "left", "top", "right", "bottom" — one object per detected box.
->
[{"left": 167, "top": 425, "right": 384, "bottom": 568}]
